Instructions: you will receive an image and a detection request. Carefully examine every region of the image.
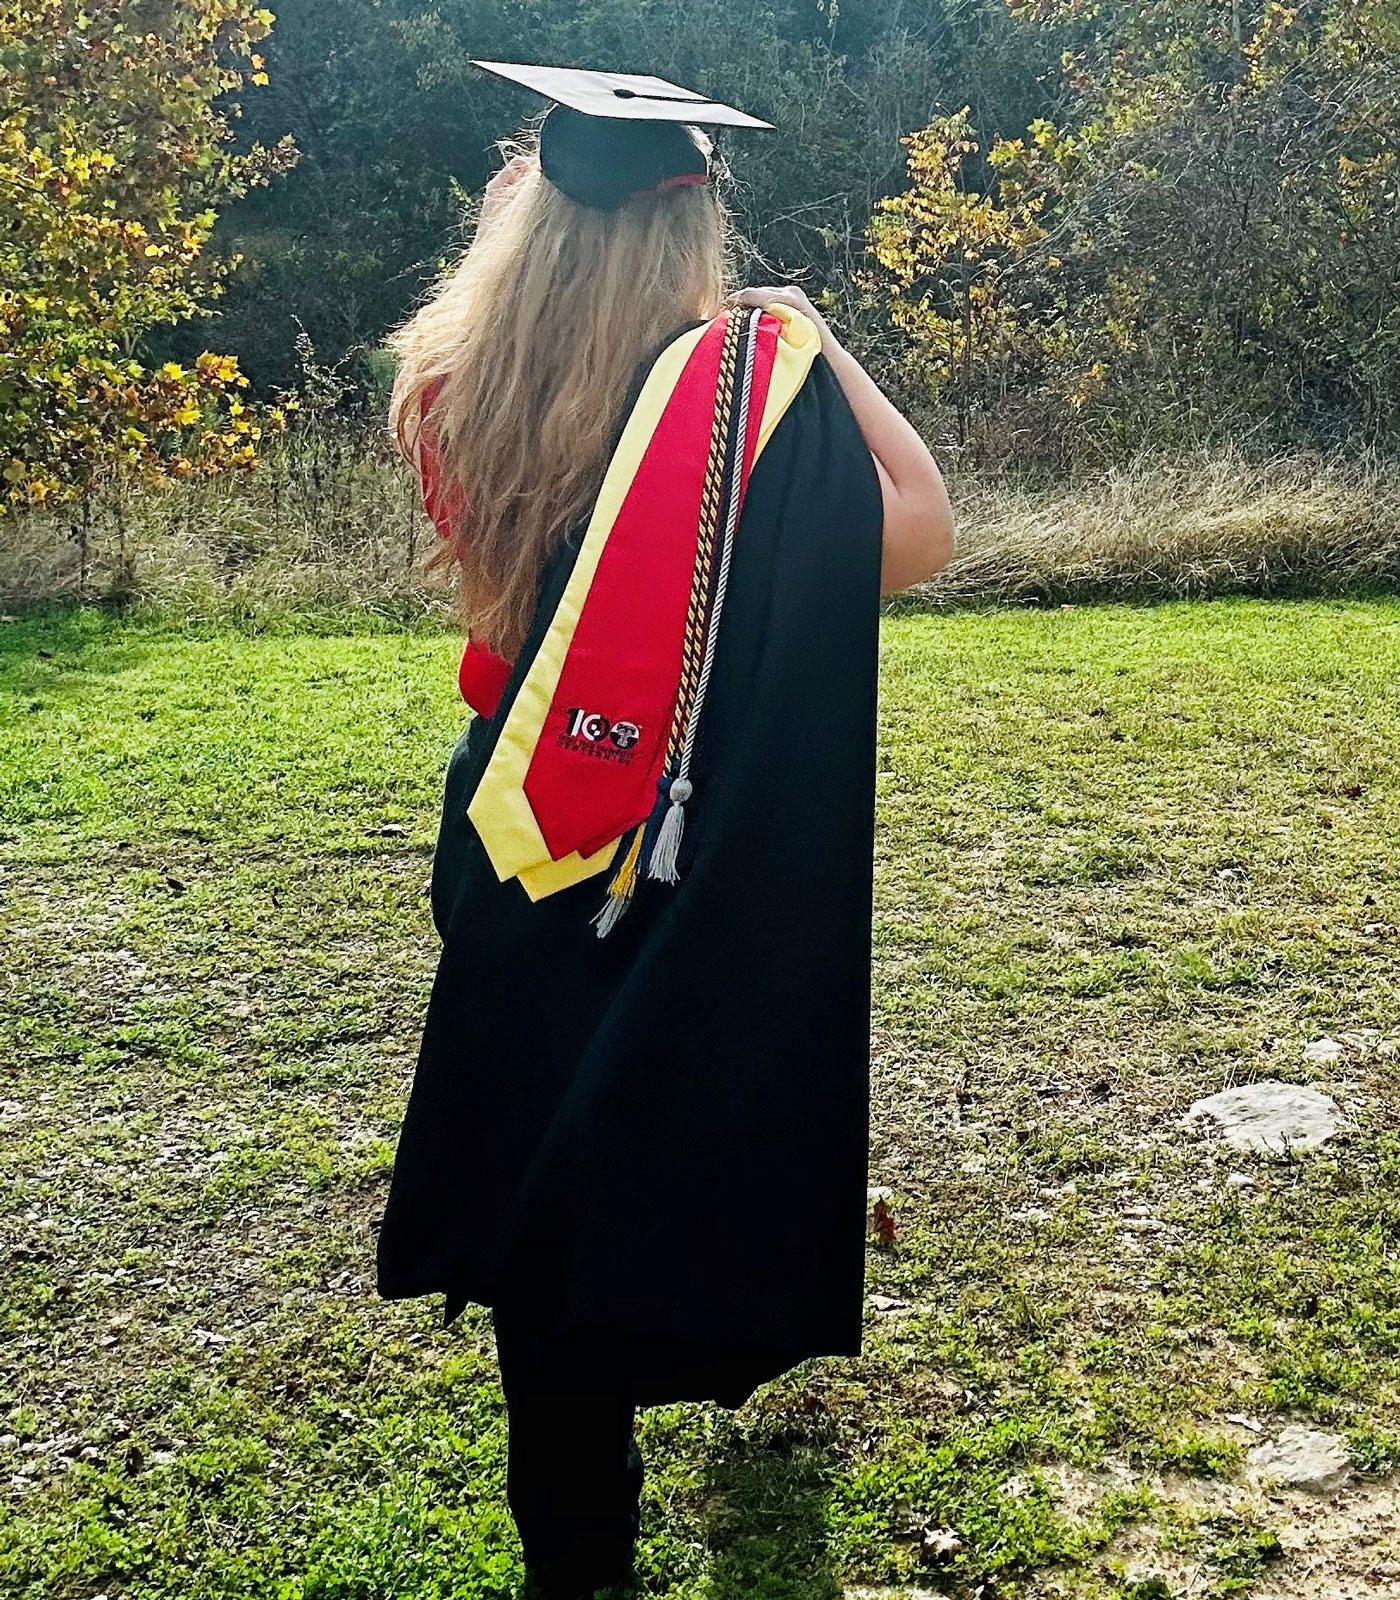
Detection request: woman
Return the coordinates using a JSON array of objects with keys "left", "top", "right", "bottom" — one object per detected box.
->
[{"left": 377, "top": 95, "right": 952, "bottom": 1600}]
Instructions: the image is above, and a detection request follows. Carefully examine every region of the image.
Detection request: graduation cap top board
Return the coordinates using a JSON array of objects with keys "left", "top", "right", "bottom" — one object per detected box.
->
[{"left": 472, "top": 61, "right": 774, "bottom": 211}]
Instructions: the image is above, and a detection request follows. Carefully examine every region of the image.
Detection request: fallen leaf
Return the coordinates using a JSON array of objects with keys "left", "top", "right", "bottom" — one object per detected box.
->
[
  {"left": 869, "top": 1197, "right": 897, "bottom": 1245},
  {"left": 869, "top": 1293, "right": 908, "bottom": 1313}
]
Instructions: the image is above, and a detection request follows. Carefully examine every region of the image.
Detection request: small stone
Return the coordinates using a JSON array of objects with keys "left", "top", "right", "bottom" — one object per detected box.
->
[
  {"left": 869, "top": 1293, "right": 908, "bottom": 1313},
  {"left": 1302, "top": 1037, "right": 1346, "bottom": 1065},
  {"left": 919, "top": 1526, "right": 962, "bottom": 1563},
  {"left": 1225, "top": 1172, "right": 1256, "bottom": 1192},
  {"left": 1185, "top": 1080, "right": 1348, "bottom": 1154},
  {"left": 1248, "top": 1425, "right": 1352, "bottom": 1493}
]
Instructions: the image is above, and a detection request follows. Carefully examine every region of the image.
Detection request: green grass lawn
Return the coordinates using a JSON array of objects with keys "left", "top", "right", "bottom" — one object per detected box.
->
[{"left": 2, "top": 599, "right": 1398, "bottom": 1600}]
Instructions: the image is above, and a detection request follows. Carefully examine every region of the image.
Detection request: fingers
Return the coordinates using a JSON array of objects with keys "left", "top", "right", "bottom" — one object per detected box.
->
[{"left": 727, "top": 286, "right": 804, "bottom": 308}]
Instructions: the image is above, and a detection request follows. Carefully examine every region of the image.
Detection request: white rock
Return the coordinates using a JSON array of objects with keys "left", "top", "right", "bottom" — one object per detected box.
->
[
  {"left": 1247, "top": 1425, "right": 1352, "bottom": 1493},
  {"left": 1185, "top": 1080, "right": 1348, "bottom": 1154},
  {"left": 1303, "top": 1037, "right": 1346, "bottom": 1065},
  {"left": 868, "top": 1293, "right": 908, "bottom": 1313},
  {"left": 1225, "top": 1172, "right": 1256, "bottom": 1192}
]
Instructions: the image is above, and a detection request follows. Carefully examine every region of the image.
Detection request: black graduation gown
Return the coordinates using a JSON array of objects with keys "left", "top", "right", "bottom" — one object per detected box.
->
[{"left": 376, "top": 350, "right": 884, "bottom": 1407}]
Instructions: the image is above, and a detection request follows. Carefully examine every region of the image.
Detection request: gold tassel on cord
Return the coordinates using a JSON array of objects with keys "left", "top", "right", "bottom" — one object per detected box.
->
[{"left": 592, "top": 825, "right": 646, "bottom": 939}]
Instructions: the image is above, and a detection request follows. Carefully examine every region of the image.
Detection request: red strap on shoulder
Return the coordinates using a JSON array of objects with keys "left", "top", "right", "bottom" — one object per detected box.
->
[
  {"left": 419, "top": 380, "right": 512, "bottom": 716},
  {"left": 418, "top": 379, "right": 464, "bottom": 543}
]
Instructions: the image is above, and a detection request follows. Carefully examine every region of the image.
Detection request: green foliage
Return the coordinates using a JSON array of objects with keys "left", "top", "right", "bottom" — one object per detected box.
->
[
  {"left": 868, "top": 0, "right": 1400, "bottom": 460},
  {"left": 188, "top": 0, "right": 1055, "bottom": 392},
  {"left": 0, "top": 0, "right": 296, "bottom": 513},
  {"left": 867, "top": 109, "right": 1076, "bottom": 446},
  {"left": 23, "top": 0, "right": 1399, "bottom": 464}
]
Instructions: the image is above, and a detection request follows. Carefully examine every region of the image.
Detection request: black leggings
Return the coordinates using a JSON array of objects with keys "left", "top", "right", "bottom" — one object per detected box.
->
[{"left": 495, "top": 1310, "right": 644, "bottom": 1595}]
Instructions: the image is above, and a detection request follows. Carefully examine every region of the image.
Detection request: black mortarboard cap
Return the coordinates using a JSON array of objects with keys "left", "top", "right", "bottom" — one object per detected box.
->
[{"left": 472, "top": 61, "right": 773, "bottom": 212}]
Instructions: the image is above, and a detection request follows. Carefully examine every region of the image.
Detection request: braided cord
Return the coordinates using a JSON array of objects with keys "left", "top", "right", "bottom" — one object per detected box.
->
[
  {"left": 662, "top": 311, "right": 743, "bottom": 772},
  {"left": 672, "top": 307, "right": 760, "bottom": 788},
  {"left": 597, "top": 308, "right": 760, "bottom": 926}
]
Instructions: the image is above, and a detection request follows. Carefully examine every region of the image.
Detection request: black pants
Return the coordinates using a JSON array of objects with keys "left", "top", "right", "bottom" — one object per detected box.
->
[{"left": 495, "top": 1309, "right": 644, "bottom": 1596}]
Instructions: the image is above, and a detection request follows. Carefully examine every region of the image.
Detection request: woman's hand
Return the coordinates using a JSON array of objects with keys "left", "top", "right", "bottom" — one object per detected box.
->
[
  {"left": 726, "top": 285, "right": 834, "bottom": 351},
  {"left": 477, "top": 154, "right": 536, "bottom": 235}
]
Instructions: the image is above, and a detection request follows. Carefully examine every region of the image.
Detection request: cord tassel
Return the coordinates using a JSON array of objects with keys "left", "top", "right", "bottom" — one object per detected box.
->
[
  {"left": 647, "top": 777, "right": 692, "bottom": 884},
  {"left": 593, "top": 825, "right": 646, "bottom": 938}
]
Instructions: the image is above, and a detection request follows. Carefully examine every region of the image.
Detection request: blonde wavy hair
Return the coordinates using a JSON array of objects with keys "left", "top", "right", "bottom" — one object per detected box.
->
[{"left": 388, "top": 131, "right": 731, "bottom": 659}]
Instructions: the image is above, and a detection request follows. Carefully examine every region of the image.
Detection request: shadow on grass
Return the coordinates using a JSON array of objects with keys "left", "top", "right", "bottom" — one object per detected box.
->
[{"left": 703, "top": 1431, "right": 842, "bottom": 1600}]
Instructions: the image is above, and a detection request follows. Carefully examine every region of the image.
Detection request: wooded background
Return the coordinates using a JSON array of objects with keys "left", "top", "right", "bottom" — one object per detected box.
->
[
  {"left": 6, "top": 0, "right": 1400, "bottom": 520},
  {"left": 186, "top": 0, "right": 1400, "bottom": 463}
]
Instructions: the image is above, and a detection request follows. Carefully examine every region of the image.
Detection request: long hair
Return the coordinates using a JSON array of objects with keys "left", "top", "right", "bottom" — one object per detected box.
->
[{"left": 388, "top": 131, "right": 731, "bottom": 659}]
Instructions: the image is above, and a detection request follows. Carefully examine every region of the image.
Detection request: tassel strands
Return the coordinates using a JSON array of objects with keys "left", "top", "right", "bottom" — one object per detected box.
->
[
  {"left": 593, "top": 824, "right": 646, "bottom": 938},
  {"left": 647, "top": 776, "right": 692, "bottom": 885}
]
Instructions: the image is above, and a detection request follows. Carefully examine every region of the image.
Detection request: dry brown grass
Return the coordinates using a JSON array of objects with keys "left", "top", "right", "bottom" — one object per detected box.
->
[
  {"left": 916, "top": 447, "right": 1400, "bottom": 609},
  {"left": 0, "top": 424, "right": 448, "bottom": 623},
  {"left": 3, "top": 433, "right": 1398, "bottom": 619}
]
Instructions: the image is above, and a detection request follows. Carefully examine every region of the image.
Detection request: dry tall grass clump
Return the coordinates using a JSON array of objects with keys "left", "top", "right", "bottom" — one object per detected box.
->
[
  {"left": 2, "top": 435, "right": 1398, "bottom": 621},
  {"left": 918, "top": 448, "right": 1400, "bottom": 608},
  {"left": 0, "top": 424, "right": 449, "bottom": 625}
]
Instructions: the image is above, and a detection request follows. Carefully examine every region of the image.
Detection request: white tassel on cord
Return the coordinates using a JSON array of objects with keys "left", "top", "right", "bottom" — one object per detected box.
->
[
  {"left": 647, "top": 777, "right": 692, "bottom": 885},
  {"left": 646, "top": 308, "right": 760, "bottom": 886}
]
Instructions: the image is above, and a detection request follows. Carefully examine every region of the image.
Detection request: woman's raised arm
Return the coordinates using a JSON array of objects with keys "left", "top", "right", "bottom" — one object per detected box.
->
[{"left": 728, "top": 286, "right": 954, "bottom": 593}]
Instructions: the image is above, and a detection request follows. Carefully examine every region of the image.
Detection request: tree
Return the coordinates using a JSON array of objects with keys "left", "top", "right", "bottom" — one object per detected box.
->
[
  {"left": 867, "top": 109, "right": 1077, "bottom": 447},
  {"left": 868, "top": 0, "right": 1400, "bottom": 461},
  {"left": 0, "top": 0, "right": 295, "bottom": 515},
  {"left": 193, "top": 0, "right": 1063, "bottom": 393}
]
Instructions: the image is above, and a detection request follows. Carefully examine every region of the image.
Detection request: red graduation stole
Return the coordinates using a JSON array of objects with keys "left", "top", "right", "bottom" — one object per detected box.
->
[{"left": 467, "top": 304, "right": 821, "bottom": 912}]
